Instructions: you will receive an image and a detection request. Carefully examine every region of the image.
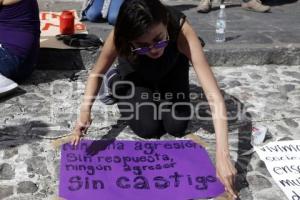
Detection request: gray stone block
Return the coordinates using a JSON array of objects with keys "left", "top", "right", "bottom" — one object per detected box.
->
[
  {"left": 0, "top": 185, "right": 14, "bottom": 199},
  {"left": 17, "top": 181, "right": 39, "bottom": 194},
  {"left": 0, "top": 163, "right": 15, "bottom": 180}
]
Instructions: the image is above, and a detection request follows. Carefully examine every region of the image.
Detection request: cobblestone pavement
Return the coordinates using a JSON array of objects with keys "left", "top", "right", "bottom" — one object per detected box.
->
[{"left": 1, "top": 65, "right": 299, "bottom": 199}]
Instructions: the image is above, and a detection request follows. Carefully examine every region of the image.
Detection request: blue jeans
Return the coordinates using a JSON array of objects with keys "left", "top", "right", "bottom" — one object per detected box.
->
[
  {"left": 0, "top": 46, "right": 35, "bottom": 83},
  {"left": 84, "top": 0, "right": 124, "bottom": 25}
]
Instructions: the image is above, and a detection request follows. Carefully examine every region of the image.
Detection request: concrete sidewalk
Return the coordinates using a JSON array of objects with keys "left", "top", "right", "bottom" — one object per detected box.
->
[
  {"left": 181, "top": 0, "right": 300, "bottom": 66},
  {"left": 38, "top": 0, "right": 300, "bottom": 69}
]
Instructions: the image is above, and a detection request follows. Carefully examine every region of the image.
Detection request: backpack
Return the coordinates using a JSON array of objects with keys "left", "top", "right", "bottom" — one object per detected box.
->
[
  {"left": 81, "top": 0, "right": 124, "bottom": 25},
  {"left": 56, "top": 34, "right": 103, "bottom": 48}
]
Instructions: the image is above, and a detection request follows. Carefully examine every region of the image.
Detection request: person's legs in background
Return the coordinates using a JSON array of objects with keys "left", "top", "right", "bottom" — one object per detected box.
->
[
  {"left": 107, "top": 0, "right": 124, "bottom": 25},
  {"left": 0, "top": 41, "right": 39, "bottom": 96},
  {"left": 241, "top": 0, "right": 270, "bottom": 12},
  {"left": 0, "top": 46, "right": 19, "bottom": 96},
  {"left": 84, "top": 0, "right": 105, "bottom": 22},
  {"left": 197, "top": 0, "right": 270, "bottom": 13},
  {"left": 197, "top": 0, "right": 212, "bottom": 13},
  {"left": 82, "top": 0, "right": 124, "bottom": 25},
  {"left": 13, "top": 40, "right": 39, "bottom": 83}
]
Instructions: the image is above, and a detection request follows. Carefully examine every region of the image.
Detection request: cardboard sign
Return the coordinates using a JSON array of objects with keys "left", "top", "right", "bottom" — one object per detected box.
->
[
  {"left": 59, "top": 139, "right": 225, "bottom": 200},
  {"left": 256, "top": 140, "right": 300, "bottom": 200},
  {"left": 40, "top": 10, "right": 88, "bottom": 49}
]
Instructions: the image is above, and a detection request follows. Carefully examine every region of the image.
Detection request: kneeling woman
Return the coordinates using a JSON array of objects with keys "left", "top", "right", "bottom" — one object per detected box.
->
[
  {"left": 0, "top": 0, "right": 40, "bottom": 94},
  {"left": 71, "top": 0, "right": 237, "bottom": 197}
]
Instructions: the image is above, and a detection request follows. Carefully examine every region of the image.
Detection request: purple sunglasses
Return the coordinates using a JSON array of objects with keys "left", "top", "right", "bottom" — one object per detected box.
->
[{"left": 131, "top": 39, "right": 169, "bottom": 55}]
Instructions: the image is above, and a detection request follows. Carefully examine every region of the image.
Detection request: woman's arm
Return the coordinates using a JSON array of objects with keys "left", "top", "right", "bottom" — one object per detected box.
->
[
  {"left": 177, "top": 20, "right": 237, "bottom": 199},
  {"left": 71, "top": 29, "right": 118, "bottom": 146},
  {"left": 80, "top": 29, "right": 118, "bottom": 113}
]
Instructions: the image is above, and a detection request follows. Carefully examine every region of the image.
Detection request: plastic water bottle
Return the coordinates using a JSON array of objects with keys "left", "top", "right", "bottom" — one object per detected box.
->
[
  {"left": 251, "top": 125, "right": 268, "bottom": 146},
  {"left": 215, "top": 4, "right": 226, "bottom": 43}
]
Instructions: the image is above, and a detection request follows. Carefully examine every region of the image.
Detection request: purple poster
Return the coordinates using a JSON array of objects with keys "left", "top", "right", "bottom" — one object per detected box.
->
[{"left": 59, "top": 139, "right": 224, "bottom": 200}]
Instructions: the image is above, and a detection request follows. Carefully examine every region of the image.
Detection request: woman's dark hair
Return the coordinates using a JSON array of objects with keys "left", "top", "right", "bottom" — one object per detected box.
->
[{"left": 114, "top": 0, "right": 169, "bottom": 61}]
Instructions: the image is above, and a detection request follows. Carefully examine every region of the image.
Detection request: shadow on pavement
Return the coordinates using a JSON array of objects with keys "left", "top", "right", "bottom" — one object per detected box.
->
[
  {"left": 0, "top": 120, "right": 50, "bottom": 150},
  {"left": 226, "top": 35, "right": 242, "bottom": 42},
  {"left": 187, "top": 84, "right": 253, "bottom": 194},
  {"left": 264, "top": 0, "right": 298, "bottom": 6},
  {"left": 171, "top": 3, "right": 241, "bottom": 13},
  {"left": 86, "top": 119, "right": 127, "bottom": 156},
  {"left": 20, "top": 69, "right": 83, "bottom": 85},
  {"left": 188, "top": 84, "right": 250, "bottom": 133},
  {"left": 0, "top": 87, "right": 26, "bottom": 103},
  {"left": 234, "top": 118, "right": 252, "bottom": 193},
  {"left": 171, "top": 4, "right": 197, "bottom": 11},
  {"left": 210, "top": 4, "right": 241, "bottom": 11},
  {"left": 38, "top": 49, "right": 85, "bottom": 70}
]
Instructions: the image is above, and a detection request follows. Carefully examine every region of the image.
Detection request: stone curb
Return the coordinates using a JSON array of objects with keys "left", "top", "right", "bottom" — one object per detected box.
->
[{"left": 38, "top": 45, "right": 300, "bottom": 70}]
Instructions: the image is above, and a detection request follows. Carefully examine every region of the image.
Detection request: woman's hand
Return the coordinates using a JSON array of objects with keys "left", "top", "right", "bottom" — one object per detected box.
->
[
  {"left": 70, "top": 112, "right": 92, "bottom": 146},
  {"left": 216, "top": 150, "right": 238, "bottom": 199}
]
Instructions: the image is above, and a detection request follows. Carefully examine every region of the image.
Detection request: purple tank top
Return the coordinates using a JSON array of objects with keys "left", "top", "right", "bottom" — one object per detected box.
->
[{"left": 0, "top": 0, "right": 40, "bottom": 59}]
